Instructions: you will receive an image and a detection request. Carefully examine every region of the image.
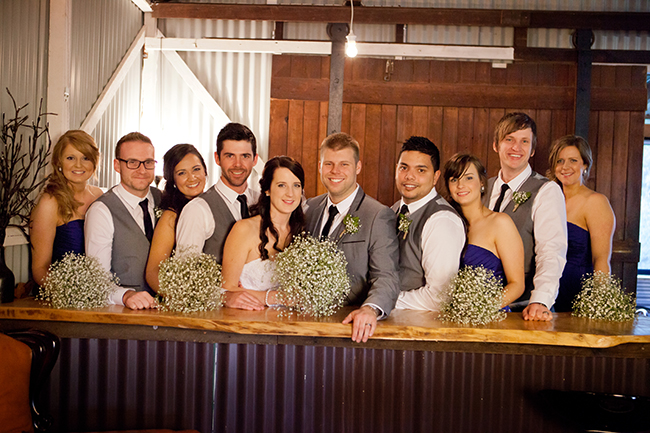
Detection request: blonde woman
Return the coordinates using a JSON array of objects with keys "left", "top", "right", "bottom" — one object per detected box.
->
[{"left": 30, "top": 130, "right": 102, "bottom": 285}]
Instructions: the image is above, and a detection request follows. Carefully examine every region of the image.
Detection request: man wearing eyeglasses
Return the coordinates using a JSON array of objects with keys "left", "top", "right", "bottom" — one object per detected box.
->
[{"left": 85, "top": 132, "right": 160, "bottom": 309}]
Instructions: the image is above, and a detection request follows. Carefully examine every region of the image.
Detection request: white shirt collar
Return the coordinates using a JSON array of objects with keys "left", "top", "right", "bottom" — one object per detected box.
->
[
  {"left": 326, "top": 185, "right": 359, "bottom": 216},
  {"left": 496, "top": 164, "right": 532, "bottom": 192},
  {"left": 215, "top": 177, "right": 249, "bottom": 205},
  {"left": 399, "top": 187, "right": 438, "bottom": 214},
  {"left": 114, "top": 183, "right": 153, "bottom": 211}
]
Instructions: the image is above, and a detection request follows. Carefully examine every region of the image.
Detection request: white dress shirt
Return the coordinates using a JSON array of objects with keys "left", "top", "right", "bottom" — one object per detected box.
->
[
  {"left": 488, "top": 165, "right": 567, "bottom": 308},
  {"left": 317, "top": 185, "right": 359, "bottom": 237},
  {"left": 176, "top": 178, "right": 260, "bottom": 252},
  {"left": 84, "top": 183, "right": 156, "bottom": 305},
  {"left": 394, "top": 187, "right": 466, "bottom": 311}
]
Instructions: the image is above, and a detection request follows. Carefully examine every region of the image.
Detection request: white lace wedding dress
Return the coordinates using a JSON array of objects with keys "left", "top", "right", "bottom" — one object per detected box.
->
[{"left": 239, "top": 258, "right": 278, "bottom": 291}]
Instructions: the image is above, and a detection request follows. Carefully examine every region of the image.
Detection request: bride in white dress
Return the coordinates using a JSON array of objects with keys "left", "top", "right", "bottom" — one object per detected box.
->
[{"left": 221, "top": 156, "right": 305, "bottom": 310}]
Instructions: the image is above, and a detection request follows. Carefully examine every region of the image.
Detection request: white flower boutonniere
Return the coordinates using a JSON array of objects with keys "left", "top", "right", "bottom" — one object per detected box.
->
[
  {"left": 341, "top": 214, "right": 360, "bottom": 236},
  {"left": 512, "top": 191, "right": 531, "bottom": 212},
  {"left": 398, "top": 213, "right": 412, "bottom": 240},
  {"left": 154, "top": 206, "right": 164, "bottom": 220}
]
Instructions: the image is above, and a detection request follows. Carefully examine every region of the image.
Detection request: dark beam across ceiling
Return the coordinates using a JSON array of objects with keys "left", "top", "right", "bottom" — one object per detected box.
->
[{"left": 152, "top": 3, "right": 650, "bottom": 31}]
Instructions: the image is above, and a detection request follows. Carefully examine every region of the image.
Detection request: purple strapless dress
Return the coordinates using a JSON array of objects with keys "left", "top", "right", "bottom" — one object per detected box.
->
[
  {"left": 555, "top": 222, "right": 592, "bottom": 312},
  {"left": 51, "top": 219, "right": 85, "bottom": 263}
]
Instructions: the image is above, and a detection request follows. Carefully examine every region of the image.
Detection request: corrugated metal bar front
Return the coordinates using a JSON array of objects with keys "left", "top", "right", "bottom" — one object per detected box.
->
[
  {"left": 43, "top": 338, "right": 650, "bottom": 433},
  {"left": 70, "top": 0, "right": 142, "bottom": 131},
  {"left": 45, "top": 338, "right": 215, "bottom": 432},
  {"left": 0, "top": 0, "right": 49, "bottom": 283}
]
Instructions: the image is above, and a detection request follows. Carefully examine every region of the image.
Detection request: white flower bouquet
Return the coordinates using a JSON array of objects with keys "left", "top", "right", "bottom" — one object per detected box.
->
[
  {"left": 274, "top": 233, "right": 350, "bottom": 317},
  {"left": 439, "top": 265, "right": 506, "bottom": 325},
  {"left": 572, "top": 271, "right": 635, "bottom": 321},
  {"left": 38, "top": 253, "right": 116, "bottom": 309},
  {"left": 157, "top": 248, "right": 224, "bottom": 313}
]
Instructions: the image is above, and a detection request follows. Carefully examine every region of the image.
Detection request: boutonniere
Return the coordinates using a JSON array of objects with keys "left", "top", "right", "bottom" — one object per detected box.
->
[
  {"left": 341, "top": 214, "right": 360, "bottom": 237},
  {"left": 512, "top": 191, "right": 531, "bottom": 212},
  {"left": 154, "top": 206, "right": 164, "bottom": 220},
  {"left": 398, "top": 213, "right": 412, "bottom": 239}
]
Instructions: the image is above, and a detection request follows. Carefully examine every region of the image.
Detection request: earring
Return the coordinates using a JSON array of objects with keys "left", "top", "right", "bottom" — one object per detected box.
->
[
  {"left": 58, "top": 167, "right": 62, "bottom": 172},
  {"left": 481, "top": 186, "right": 485, "bottom": 193}
]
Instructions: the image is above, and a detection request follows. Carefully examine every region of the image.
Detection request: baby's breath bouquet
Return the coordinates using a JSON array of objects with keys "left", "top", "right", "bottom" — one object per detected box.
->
[
  {"left": 38, "top": 253, "right": 117, "bottom": 309},
  {"left": 274, "top": 233, "right": 350, "bottom": 317},
  {"left": 572, "top": 271, "right": 635, "bottom": 321},
  {"left": 439, "top": 266, "right": 506, "bottom": 325},
  {"left": 157, "top": 248, "right": 224, "bottom": 313}
]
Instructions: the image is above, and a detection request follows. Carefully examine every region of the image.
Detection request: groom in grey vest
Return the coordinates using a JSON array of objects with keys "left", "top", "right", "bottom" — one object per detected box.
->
[
  {"left": 85, "top": 132, "right": 160, "bottom": 310},
  {"left": 176, "top": 123, "right": 260, "bottom": 308},
  {"left": 304, "top": 133, "right": 400, "bottom": 343},
  {"left": 391, "top": 137, "right": 465, "bottom": 312},
  {"left": 484, "top": 112, "right": 567, "bottom": 321}
]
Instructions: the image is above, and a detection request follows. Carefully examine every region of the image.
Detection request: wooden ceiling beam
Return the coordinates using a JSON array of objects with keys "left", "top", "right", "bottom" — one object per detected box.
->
[{"left": 152, "top": 3, "right": 650, "bottom": 31}]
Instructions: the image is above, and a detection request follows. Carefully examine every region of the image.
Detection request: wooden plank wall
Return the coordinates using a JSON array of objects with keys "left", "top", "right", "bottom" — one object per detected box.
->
[{"left": 268, "top": 55, "right": 646, "bottom": 291}]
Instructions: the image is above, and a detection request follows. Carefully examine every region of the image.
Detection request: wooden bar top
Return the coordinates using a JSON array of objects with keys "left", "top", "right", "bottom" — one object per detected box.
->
[{"left": 2, "top": 298, "right": 650, "bottom": 349}]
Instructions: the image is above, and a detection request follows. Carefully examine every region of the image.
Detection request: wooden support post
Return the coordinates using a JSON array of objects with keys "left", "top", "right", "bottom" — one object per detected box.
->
[
  {"left": 47, "top": 0, "right": 72, "bottom": 140},
  {"left": 327, "top": 23, "right": 348, "bottom": 136},
  {"left": 574, "top": 29, "right": 594, "bottom": 139}
]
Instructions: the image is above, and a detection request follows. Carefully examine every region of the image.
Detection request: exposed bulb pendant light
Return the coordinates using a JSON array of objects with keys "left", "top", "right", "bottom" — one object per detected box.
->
[
  {"left": 346, "top": 1, "right": 357, "bottom": 58},
  {"left": 346, "top": 31, "right": 358, "bottom": 57}
]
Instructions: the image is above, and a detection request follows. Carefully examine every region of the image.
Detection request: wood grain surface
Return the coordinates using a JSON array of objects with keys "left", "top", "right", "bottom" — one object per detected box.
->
[{"left": 2, "top": 298, "right": 649, "bottom": 348}]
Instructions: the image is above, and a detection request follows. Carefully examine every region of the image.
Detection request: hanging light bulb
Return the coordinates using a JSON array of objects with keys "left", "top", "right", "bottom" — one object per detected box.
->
[{"left": 346, "top": 31, "right": 358, "bottom": 58}]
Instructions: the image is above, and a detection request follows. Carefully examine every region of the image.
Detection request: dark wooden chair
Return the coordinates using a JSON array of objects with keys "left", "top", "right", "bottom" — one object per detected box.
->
[{"left": 0, "top": 329, "right": 60, "bottom": 433}]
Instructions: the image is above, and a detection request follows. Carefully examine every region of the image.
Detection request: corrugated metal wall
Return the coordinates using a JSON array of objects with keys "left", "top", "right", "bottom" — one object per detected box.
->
[
  {"left": 70, "top": 0, "right": 142, "bottom": 131},
  {"left": 154, "top": 18, "right": 273, "bottom": 184},
  {"left": 43, "top": 337, "right": 650, "bottom": 433},
  {"left": 0, "top": 0, "right": 49, "bottom": 284}
]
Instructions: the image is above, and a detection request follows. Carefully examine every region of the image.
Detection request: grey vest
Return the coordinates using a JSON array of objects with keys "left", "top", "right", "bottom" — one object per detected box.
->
[
  {"left": 95, "top": 187, "right": 161, "bottom": 293},
  {"left": 201, "top": 187, "right": 237, "bottom": 264},
  {"left": 392, "top": 194, "right": 461, "bottom": 292},
  {"left": 486, "top": 171, "right": 548, "bottom": 302}
]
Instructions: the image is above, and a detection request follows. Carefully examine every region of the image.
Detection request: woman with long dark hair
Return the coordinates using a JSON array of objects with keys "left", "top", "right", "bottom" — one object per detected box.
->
[
  {"left": 221, "top": 156, "right": 305, "bottom": 310},
  {"left": 30, "top": 130, "right": 103, "bottom": 285},
  {"left": 443, "top": 153, "right": 525, "bottom": 309},
  {"left": 145, "top": 144, "right": 207, "bottom": 292}
]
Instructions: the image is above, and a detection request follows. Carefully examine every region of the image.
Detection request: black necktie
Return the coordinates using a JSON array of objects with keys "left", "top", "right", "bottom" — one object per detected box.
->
[
  {"left": 237, "top": 194, "right": 249, "bottom": 219},
  {"left": 139, "top": 198, "right": 154, "bottom": 242},
  {"left": 493, "top": 183, "right": 510, "bottom": 212},
  {"left": 320, "top": 205, "right": 339, "bottom": 240},
  {"left": 397, "top": 204, "right": 409, "bottom": 229}
]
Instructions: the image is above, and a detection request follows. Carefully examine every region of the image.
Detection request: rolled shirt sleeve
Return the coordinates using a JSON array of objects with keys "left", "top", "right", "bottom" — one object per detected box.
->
[{"left": 395, "top": 211, "right": 466, "bottom": 311}]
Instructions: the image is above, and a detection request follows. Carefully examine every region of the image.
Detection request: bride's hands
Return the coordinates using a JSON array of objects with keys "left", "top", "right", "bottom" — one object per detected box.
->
[{"left": 224, "top": 290, "right": 265, "bottom": 311}]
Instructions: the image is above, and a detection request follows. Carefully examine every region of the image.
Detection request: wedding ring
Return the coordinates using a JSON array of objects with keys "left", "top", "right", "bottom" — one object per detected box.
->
[
  {"left": 543, "top": 311, "right": 549, "bottom": 315},
  {"left": 365, "top": 323, "right": 372, "bottom": 327}
]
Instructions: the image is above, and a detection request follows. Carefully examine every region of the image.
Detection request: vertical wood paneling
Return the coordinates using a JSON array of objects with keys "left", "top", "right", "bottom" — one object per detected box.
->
[
  {"left": 302, "top": 100, "right": 321, "bottom": 199},
  {"left": 268, "top": 57, "right": 645, "bottom": 291}
]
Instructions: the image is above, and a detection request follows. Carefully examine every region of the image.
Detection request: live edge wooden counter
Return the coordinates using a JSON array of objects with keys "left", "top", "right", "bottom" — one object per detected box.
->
[
  {"left": 2, "top": 298, "right": 650, "bottom": 433},
  {"left": 1, "top": 297, "right": 650, "bottom": 352}
]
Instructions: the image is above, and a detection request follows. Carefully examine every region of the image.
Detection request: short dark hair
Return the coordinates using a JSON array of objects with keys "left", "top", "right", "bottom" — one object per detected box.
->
[
  {"left": 160, "top": 143, "right": 208, "bottom": 214},
  {"left": 115, "top": 132, "right": 152, "bottom": 159},
  {"left": 320, "top": 132, "right": 360, "bottom": 163},
  {"left": 399, "top": 136, "right": 441, "bottom": 171},
  {"left": 493, "top": 112, "right": 538, "bottom": 151},
  {"left": 216, "top": 123, "right": 257, "bottom": 157}
]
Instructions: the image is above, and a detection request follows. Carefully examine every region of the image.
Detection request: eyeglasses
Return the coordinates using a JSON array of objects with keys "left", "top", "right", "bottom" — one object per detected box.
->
[{"left": 117, "top": 158, "right": 156, "bottom": 170}]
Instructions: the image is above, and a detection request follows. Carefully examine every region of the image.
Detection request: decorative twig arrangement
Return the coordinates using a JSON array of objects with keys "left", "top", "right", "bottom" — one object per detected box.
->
[{"left": 0, "top": 89, "right": 53, "bottom": 245}]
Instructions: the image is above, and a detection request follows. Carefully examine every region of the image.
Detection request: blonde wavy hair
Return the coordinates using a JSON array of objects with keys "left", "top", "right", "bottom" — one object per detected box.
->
[{"left": 43, "top": 130, "right": 100, "bottom": 223}]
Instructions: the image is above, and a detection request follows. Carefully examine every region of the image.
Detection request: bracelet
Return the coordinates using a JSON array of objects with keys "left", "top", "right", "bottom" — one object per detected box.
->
[{"left": 265, "top": 290, "right": 282, "bottom": 308}]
